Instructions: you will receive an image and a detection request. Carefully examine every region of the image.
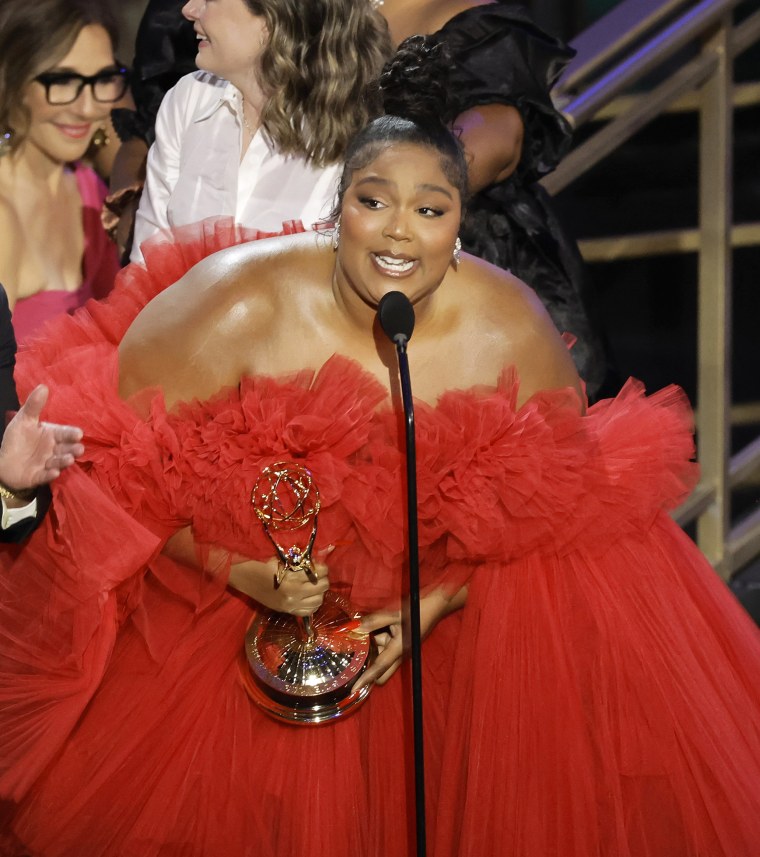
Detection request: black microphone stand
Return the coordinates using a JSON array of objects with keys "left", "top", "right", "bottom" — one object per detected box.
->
[{"left": 378, "top": 292, "right": 426, "bottom": 857}]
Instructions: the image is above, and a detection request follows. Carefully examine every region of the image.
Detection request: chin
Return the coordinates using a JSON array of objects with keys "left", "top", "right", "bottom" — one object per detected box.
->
[{"left": 35, "top": 142, "right": 88, "bottom": 165}]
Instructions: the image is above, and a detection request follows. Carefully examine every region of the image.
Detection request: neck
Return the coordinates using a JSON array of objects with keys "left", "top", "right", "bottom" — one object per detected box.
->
[
  {"left": 234, "top": 73, "right": 267, "bottom": 131},
  {"left": 242, "top": 93, "right": 266, "bottom": 133},
  {"left": 0, "top": 142, "right": 68, "bottom": 191}
]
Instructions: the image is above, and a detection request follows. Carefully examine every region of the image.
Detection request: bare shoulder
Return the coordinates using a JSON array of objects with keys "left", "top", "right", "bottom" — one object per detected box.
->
[
  {"left": 453, "top": 255, "right": 584, "bottom": 408},
  {"left": 385, "top": 0, "right": 493, "bottom": 41},
  {"left": 433, "top": 0, "right": 495, "bottom": 29},
  {"left": 118, "top": 232, "right": 326, "bottom": 405}
]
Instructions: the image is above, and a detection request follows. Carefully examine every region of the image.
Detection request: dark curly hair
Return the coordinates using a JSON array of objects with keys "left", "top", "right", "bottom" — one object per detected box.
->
[
  {"left": 332, "top": 36, "right": 469, "bottom": 219},
  {"left": 0, "top": 0, "right": 119, "bottom": 152},
  {"left": 244, "top": 0, "right": 393, "bottom": 167}
]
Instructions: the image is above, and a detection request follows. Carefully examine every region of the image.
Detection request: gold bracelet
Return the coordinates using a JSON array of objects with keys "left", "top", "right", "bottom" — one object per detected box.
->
[{"left": 0, "top": 481, "right": 36, "bottom": 503}]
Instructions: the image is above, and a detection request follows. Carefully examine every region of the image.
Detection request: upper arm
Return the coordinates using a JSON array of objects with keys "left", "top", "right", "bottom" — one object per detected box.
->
[
  {"left": 130, "top": 80, "right": 186, "bottom": 262},
  {"left": 119, "top": 266, "right": 232, "bottom": 405},
  {"left": 0, "top": 286, "right": 18, "bottom": 423},
  {"left": 508, "top": 287, "right": 585, "bottom": 410},
  {"left": 118, "top": 247, "right": 275, "bottom": 408},
  {"left": 454, "top": 103, "right": 524, "bottom": 193},
  {"left": 473, "top": 268, "right": 584, "bottom": 410}
]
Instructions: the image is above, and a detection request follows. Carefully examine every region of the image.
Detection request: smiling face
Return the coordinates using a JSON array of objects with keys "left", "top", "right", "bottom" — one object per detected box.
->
[
  {"left": 21, "top": 24, "right": 115, "bottom": 166},
  {"left": 182, "top": 0, "right": 268, "bottom": 88},
  {"left": 335, "top": 142, "right": 462, "bottom": 314}
]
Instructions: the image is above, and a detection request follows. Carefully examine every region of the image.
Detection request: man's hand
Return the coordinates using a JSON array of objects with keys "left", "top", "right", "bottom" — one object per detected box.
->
[{"left": 0, "top": 385, "right": 84, "bottom": 502}]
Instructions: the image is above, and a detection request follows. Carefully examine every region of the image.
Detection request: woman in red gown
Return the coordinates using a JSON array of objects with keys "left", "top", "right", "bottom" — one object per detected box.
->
[{"left": 1, "top": 43, "right": 760, "bottom": 857}]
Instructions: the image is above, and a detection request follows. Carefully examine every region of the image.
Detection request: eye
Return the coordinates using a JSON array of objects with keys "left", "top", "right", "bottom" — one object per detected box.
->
[
  {"left": 358, "top": 196, "right": 385, "bottom": 210},
  {"left": 418, "top": 206, "right": 444, "bottom": 217}
]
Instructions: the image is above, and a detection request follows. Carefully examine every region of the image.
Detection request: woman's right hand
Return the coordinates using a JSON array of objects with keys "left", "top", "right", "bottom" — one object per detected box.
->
[{"left": 228, "top": 556, "right": 330, "bottom": 616}]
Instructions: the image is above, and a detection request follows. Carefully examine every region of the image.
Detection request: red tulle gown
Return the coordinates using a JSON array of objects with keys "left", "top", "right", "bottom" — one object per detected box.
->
[{"left": 1, "top": 220, "right": 760, "bottom": 857}]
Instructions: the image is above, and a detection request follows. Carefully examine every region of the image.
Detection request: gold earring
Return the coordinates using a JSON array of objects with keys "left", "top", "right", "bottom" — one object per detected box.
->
[
  {"left": 91, "top": 126, "right": 109, "bottom": 148},
  {"left": 332, "top": 219, "right": 340, "bottom": 251},
  {"left": 453, "top": 236, "right": 462, "bottom": 268}
]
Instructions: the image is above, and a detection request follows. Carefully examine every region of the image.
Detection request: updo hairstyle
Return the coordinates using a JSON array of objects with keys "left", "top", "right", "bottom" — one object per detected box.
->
[{"left": 332, "top": 36, "right": 469, "bottom": 219}]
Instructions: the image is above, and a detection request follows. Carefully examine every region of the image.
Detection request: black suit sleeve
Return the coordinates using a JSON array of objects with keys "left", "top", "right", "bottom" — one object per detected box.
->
[
  {"left": 0, "top": 285, "right": 19, "bottom": 435},
  {"left": 0, "top": 285, "right": 51, "bottom": 543}
]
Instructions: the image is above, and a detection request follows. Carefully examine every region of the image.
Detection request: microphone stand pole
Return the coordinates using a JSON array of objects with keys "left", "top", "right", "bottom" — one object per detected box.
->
[{"left": 394, "top": 337, "right": 427, "bottom": 857}]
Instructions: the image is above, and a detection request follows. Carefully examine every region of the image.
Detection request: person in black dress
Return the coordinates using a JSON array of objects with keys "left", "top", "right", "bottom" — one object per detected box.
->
[{"left": 381, "top": 0, "right": 608, "bottom": 397}]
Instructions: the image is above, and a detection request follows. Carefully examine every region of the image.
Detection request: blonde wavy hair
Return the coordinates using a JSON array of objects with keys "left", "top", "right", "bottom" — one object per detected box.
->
[{"left": 245, "top": 0, "right": 393, "bottom": 167}]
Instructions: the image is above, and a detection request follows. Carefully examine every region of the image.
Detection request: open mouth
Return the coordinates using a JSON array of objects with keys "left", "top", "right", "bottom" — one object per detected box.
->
[{"left": 373, "top": 254, "right": 415, "bottom": 275}]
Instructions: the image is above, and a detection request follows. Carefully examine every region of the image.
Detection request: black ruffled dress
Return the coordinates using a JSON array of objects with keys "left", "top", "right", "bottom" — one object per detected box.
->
[{"left": 433, "top": 2, "right": 606, "bottom": 396}]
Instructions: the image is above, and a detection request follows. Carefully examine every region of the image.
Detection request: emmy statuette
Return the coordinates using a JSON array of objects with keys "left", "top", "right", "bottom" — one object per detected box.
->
[{"left": 241, "top": 463, "right": 376, "bottom": 724}]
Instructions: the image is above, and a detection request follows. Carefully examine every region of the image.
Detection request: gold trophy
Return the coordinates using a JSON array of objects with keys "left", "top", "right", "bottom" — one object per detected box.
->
[{"left": 240, "top": 462, "right": 376, "bottom": 724}]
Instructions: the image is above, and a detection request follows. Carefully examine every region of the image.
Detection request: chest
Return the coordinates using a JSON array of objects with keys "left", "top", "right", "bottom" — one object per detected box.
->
[
  {"left": 170, "top": 115, "right": 337, "bottom": 230},
  {"left": 244, "top": 317, "right": 506, "bottom": 407},
  {"left": 9, "top": 173, "right": 85, "bottom": 297}
]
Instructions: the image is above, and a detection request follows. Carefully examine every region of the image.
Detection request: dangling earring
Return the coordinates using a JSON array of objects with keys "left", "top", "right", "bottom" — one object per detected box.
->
[
  {"left": 452, "top": 236, "right": 462, "bottom": 268},
  {"left": 91, "top": 126, "right": 109, "bottom": 148},
  {"left": 0, "top": 130, "right": 13, "bottom": 158},
  {"left": 332, "top": 219, "right": 341, "bottom": 251}
]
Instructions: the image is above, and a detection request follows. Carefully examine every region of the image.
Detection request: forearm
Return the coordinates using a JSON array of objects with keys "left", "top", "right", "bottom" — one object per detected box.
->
[
  {"left": 454, "top": 103, "right": 524, "bottom": 194},
  {"left": 354, "top": 583, "right": 469, "bottom": 690},
  {"left": 162, "top": 526, "right": 328, "bottom": 615},
  {"left": 163, "top": 525, "right": 271, "bottom": 583},
  {"left": 421, "top": 583, "right": 468, "bottom": 631},
  {"left": 130, "top": 150, "right": 171, "bottom": 263}
]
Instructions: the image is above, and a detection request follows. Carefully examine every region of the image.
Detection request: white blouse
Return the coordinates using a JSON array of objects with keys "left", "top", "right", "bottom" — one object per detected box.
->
[{"left": 130, "top": 72, "right": 341, "bottom": 263}]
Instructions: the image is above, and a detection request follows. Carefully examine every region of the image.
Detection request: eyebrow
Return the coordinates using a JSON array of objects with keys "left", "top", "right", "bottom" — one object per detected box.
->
[
  {"left": 354, "top": 176, "right": 454, "bottom": 201},
  {"left": 43, "top": 64, "right": 120, "bottom": 75}
]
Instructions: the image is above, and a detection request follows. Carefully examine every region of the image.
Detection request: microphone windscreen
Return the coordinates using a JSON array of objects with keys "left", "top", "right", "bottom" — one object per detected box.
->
[{"left": 378, "top": 291, "right": 415, "bottom": 344}]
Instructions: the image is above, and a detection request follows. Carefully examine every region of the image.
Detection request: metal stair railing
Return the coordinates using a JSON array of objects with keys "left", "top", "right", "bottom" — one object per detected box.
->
[{"left": 542, "top": 0, "right": 760, "bottom": 578}]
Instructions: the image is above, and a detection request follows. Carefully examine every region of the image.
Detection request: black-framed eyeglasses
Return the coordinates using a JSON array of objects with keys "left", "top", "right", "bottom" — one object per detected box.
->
[{"left": 34, "top": 66, "right": 130, "bottom": 106}]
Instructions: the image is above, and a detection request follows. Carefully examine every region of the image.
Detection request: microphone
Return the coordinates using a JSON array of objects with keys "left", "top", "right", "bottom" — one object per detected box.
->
[
  {"left": 377, "top": 290, "right": 426, "bottom": 857},
  {"left": 378, "top": 291, "right": 415, "bottom": 346}
]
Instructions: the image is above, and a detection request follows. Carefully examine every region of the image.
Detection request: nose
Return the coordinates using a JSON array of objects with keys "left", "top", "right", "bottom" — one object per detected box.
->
[
  {"left": 182, "top": 0, "right": 200, "bottom": 22},
  {"left": 71, "top": 86, "right": 108, "bottom": 121},
  {"left": 382, "top": 210, "right": 413, "bottom": 242}
]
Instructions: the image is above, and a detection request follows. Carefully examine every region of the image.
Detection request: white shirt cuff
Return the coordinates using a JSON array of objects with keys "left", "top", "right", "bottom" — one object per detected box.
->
[{"left": 1, "top": 495, "right": 38, "bottom": 529}]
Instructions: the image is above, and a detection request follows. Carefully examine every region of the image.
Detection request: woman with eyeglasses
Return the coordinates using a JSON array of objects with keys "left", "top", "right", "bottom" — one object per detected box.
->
[{"left": 0, "top": 0, "right": 127, "bottom": 343}]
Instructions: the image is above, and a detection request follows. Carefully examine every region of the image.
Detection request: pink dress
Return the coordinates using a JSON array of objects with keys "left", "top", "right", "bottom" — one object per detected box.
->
[{"left": 10, "top": 163, "right": 120, "bottom": 344}]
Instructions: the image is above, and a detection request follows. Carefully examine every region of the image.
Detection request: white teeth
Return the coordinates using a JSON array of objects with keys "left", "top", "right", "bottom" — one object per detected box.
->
[{"left": 375, "top": 255, "right": 413, "bottom": 273}]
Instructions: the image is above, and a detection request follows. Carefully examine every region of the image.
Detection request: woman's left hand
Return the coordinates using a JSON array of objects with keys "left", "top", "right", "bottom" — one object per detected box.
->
[{"left": 353, "top": 585, "right": 467, "bottom": 692}]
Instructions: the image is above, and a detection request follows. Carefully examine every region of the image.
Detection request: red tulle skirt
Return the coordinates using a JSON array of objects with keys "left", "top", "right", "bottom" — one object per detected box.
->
[{"left": 2, "top": 220, "right": 760, "bottom": 856}]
